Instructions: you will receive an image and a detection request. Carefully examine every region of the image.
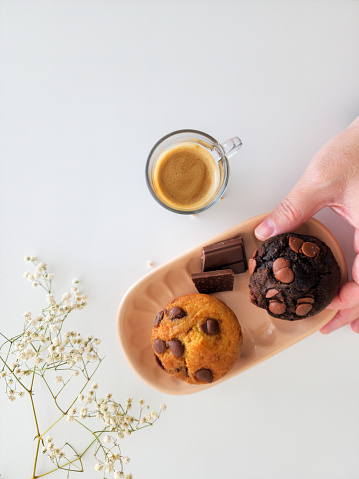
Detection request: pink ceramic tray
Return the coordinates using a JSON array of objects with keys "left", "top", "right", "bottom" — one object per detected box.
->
[{"left": 117, "top": 214, "right": 347, "bottom": 395}]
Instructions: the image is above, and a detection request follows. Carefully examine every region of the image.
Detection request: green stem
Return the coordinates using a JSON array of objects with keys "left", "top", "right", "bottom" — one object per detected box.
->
[
  {"left": 30, "top": 389, "right": 41, "bottom": 479},
  {"left": 0, "top": 355, "right": 30, "bottom": 392},
  {"left": 35, "top": 434, "right": 98, "bottom": 478},
  {"left": 39, "top": 413, "right": 65, "bottom": 440}
]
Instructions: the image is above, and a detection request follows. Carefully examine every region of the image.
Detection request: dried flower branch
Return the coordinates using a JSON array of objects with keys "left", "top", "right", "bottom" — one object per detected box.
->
[{"left": 0, "top": 257, "right": 165, "bottom": 479}]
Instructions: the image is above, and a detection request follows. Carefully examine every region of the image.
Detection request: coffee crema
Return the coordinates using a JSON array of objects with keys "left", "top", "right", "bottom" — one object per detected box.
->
[{"left": 152, "top": 142, "right": 219, "bottom": 211}]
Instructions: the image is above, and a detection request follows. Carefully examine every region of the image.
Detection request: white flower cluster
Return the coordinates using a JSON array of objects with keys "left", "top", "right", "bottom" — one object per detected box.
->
[
  {"left": 41, "top": 436, "right": 66, "bottom": 462},
  {"left": 73, "top": 390, "right": 162, "bottom": 435},
  {"left": 45, "top": 331, "right": 101, "bottom": 369},
  {"left": 74, "top": 390, "right": 165, "bottom": 478},
  {"left": 0, "top": 256, "right": 165, "bottom": 479},
  {"left": 0, "top": 258, "right": 101, "bottom": 401}
]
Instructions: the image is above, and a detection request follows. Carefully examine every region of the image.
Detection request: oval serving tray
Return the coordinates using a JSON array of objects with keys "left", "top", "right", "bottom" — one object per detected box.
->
[{"left": 116, "top": 214, "right": 347, "bottom": 395}]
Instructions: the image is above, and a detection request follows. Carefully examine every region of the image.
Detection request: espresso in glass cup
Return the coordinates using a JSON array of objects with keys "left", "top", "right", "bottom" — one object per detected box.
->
[{"left": 146, "top": 129, "right": 242, "bottom": 214}]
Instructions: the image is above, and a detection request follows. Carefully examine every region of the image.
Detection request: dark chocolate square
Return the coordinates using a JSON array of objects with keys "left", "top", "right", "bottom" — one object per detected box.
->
[
  {"left": 201, "top": 236, "right": 247, "bottom": 273},
  {"left": 191, "top": 269, "right": 235, "bottom": 294}
]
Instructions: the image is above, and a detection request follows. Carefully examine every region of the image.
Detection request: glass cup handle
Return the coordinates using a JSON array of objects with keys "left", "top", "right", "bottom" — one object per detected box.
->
[{"left": 221, "top": 137, "right": 242, "bottom": 159}]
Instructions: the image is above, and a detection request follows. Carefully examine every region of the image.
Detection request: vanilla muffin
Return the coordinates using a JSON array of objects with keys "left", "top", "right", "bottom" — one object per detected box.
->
[
  {"left": 151, "top": 294, "right": 242, "bottom": 385},
  {"left": 248, "top": 233, "right": 341, "bottom": 320}
]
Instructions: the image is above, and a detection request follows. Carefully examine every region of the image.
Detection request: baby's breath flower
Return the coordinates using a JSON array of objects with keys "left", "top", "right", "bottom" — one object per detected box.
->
[
  {"left": 2, "top": 256, "right": 162, "bottom": 478},
  {"left": 79, "top": 407, "right": 88, "bottom": 419}
]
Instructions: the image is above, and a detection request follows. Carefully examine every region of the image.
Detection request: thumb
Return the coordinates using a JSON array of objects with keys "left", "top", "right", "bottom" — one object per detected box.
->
[{"left": 255, "top": 180, "right": 324, "bottom": 241}]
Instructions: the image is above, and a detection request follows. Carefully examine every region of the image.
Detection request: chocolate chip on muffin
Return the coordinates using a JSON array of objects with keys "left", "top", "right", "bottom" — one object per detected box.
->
[
  {"left": 248, "top": 233, "right": 341, "bottom": 321},
  {"left": 151, "top": 294, "right": 243, "bottom": 384}
]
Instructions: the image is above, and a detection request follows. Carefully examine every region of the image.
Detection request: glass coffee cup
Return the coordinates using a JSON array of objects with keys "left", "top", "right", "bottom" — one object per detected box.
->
[{"left": 146, "top": 129, "right": 242, "bottom": 214}]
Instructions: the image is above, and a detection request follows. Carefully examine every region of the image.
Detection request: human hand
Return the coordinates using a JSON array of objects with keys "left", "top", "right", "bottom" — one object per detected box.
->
[{"left": 254, "top": 116, "right": 359, "bottom": 334}]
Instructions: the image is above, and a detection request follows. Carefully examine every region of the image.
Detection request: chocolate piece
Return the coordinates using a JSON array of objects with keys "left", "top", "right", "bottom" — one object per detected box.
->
[
  {"left": 265, "top": 288, "right": 279, "bottom": 298},
  {"left": 167, "top": 339, "right": 184, "bottom": 358},
  {"left": 200, "top": 318, "right": 220, "bottom": 335},
  {"left": 153, "top": 338, "right": 167, "bottom": 355},
  {"left": 273, "top": 258, "right": 290, "bottom": 272},
  {"left": 289, "top": 236, "right": 304, "bottom": 253},
  {"left": 195, "top": 368, "right": 213, "bottom": 383},
  {"left": 248, "top": 258, "right": 256, "bottom": 275},
  {"left": 273, "top": 258, "right": 294, "bottom": 283},
  {"left": 191, "top": 269, "right": 234, "bottom": 294},
  {"left": 297, "top": 296, "right": 314, "bottom": 304},
  {"left": 168, "top": 306, "right": 186, "bottom": 320},
  {"left": 275, "top": 268, "right": 294, "bottom": 283},
  {"left": 296, "top": 303, "right": 313, "bottom": 316},
  {"left": 301, "top": 242, "right": 320, "bottom": 257},
  {"left": 154, "top": 310, "right": 165, "bottom": 327},
  {"left": 269, "top": 300, "right": 286, "bottom": 315},
  {"left": 201, "top": 236, "right": 247, "bottom": 274},
  {"left": 221, "top": 261, "right": 246, "bottom": 274},
  {"left": 154, "top": 354, "right": 165, "bottom": 370}
]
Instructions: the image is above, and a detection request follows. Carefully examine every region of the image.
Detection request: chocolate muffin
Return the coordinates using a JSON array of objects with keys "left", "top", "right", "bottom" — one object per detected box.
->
[
  {"left": 151, "top": 294, "right": 242, "bottom": 384},
  {"left": 248, "top": 233, "right": 341, "bottom": 321}
]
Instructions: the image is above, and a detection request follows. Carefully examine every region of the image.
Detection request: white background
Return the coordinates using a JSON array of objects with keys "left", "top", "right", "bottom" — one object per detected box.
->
[{"left": 1, "top": 1, "right": 359, "bottom": 478}]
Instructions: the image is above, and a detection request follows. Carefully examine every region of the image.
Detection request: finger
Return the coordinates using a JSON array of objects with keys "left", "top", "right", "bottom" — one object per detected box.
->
[
  {"left": 327, "top": 281, "right": 359, "bottom": 310},
  {"left": 353, "top": 253, "right": 359, "bottom": 284},
  {"left": 350, "top": 317, "right": 359, "bottom": 333},
  {"left": 354, "top": 229, "right": 359, "bottom": 254},
  {"left": 320, "top": 306, "right": 359, "bottom": 334},
  {"left": 255, "top": 181, "right": 324, "bottom": 240}
]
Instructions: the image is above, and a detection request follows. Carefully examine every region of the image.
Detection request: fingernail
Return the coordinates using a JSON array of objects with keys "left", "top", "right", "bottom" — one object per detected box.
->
[
  {"left": 319, "top": 327, "right": 331, "bottom": 335},
  {"left": 255, "top": 217, "right": 275, "bottom": 240}
]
